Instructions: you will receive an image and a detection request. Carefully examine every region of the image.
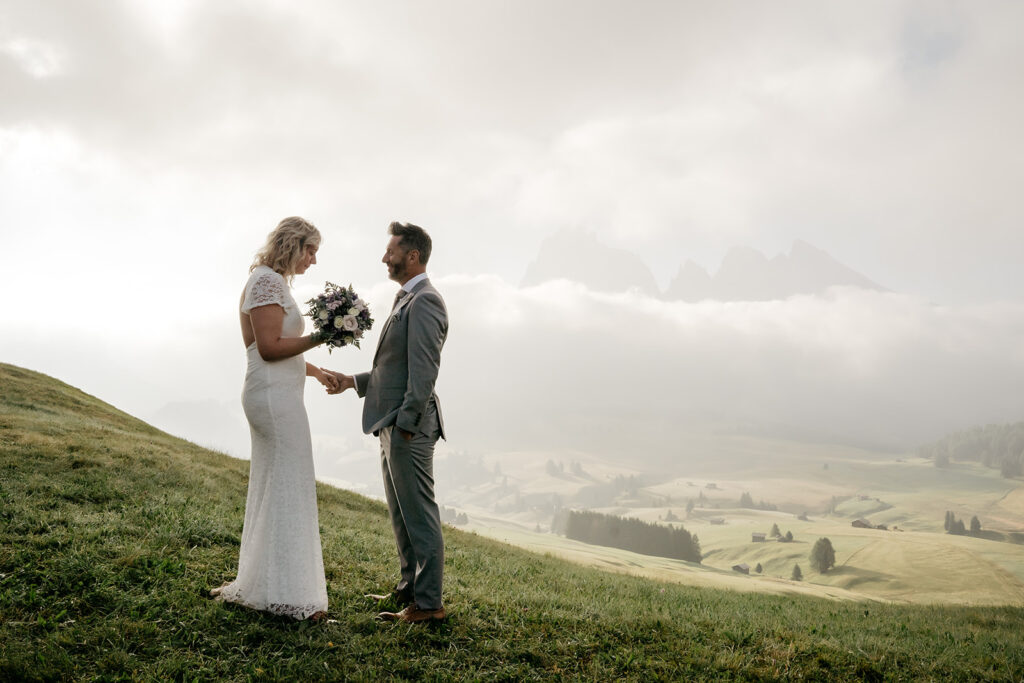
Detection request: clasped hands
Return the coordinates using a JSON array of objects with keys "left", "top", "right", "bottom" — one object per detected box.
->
[
  {"left": 315, "top": 368, "right": 413, "bottom": 441},
  {"left": 317, "top": 368, "right": 355, "bottom": 395}
]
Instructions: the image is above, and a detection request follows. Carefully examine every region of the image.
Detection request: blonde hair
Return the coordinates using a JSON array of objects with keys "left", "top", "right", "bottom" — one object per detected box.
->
[{"left": 251, "top": 216, "right": 321, "bottom": 282}]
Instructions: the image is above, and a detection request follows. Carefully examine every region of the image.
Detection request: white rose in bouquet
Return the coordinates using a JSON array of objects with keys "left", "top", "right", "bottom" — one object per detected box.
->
[{"left": 342, "top": 315, "right": 359, "bottom": 332}]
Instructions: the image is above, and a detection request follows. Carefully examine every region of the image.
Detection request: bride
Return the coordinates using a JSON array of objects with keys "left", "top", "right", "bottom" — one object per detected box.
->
[{"left": 212, "top": 216, "right": 338, "bottom": 620}]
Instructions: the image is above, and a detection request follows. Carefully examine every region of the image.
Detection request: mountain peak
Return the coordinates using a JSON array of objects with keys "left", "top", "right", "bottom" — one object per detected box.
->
[
  {"left": 522, "top": 229, "right": 660, "bottom": 295},
  {"left": 523, "top": 231, "right": 882, "bottom": 301},
  {"left": 666, "top": 240, "right": 883, "bottom": 301}
]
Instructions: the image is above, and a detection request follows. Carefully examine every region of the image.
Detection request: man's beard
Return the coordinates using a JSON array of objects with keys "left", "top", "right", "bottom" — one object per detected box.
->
[{"left": 389, "top": 260, "right": 407, "bottom": 282}]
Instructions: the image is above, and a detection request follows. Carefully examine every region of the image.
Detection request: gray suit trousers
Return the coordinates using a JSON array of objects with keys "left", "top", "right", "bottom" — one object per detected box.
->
[{"left": 379, "top": 425, "right": 444, "bottom": 610}]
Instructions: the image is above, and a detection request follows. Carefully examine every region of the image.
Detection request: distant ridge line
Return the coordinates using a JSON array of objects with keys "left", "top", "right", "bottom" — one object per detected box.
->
[{"left": 522, "top": 229, "right": 884, "bottom": 301}]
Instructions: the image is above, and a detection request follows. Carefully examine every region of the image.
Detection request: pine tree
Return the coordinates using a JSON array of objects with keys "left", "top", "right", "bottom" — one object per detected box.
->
[
  {"left": 785, "top": 530, "right": 794, "bottom": 542},
  {"left": 755, "top": 562, "right": 763, "bottom": 573},
  {"left": 562, "top": 509, "right": 701, "bottom": 563},
  {"left": 791, "top": 564, "right": 803, "bottom": 581},
  {"left": 970, "top": 516, "right": 981, "bottom": 535},
  {"left": 810, "top": 537, "right": 836, "bottom": 573},
  {"left": 770, "top": 523, "right": 781, "bottom": 537}
]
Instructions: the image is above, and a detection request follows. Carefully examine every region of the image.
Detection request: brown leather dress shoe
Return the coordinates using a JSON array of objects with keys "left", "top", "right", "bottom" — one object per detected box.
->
[{"left": 377, "top": 604, "right": 447, "bottom": 623}]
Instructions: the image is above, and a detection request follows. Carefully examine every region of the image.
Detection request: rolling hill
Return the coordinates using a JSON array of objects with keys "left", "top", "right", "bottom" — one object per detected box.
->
[
  {"left": 2, "top": 362, "right": 1023, "bottom": 680},
  {"left": 446, "top": 440, "right": 1024, "bottom": 607}
]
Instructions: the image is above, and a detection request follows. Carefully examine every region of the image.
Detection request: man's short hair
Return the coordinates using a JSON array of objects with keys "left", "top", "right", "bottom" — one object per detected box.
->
[{"left": 389, "top": 221, "right": 432, "bottom": 265}]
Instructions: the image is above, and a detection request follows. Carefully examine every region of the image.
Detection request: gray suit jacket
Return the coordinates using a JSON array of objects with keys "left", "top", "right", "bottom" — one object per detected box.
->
[{"left": 354, "top": 278, "right": 448, "bottom": 438}]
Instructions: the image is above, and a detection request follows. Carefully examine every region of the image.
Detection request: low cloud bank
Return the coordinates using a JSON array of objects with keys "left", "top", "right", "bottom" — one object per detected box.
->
[
  {"left": 4, "top": 274, "right": 1021, "bottom": 477},
  {"left": 435, "top": 275, "right": 1024, "bottom": 456}
]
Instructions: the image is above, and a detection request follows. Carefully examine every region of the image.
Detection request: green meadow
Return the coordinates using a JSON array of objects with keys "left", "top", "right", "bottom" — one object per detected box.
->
[
  {"left": 2, "top": 362, "right": 1024, "bottom": 681},
  {"left": 456, "top": 433, "right": 1024, "bottom": 608}
]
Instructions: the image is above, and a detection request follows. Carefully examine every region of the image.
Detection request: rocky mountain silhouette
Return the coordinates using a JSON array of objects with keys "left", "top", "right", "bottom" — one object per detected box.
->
[
  {"left": 667, "top": 240, "right": 884, "bottom": 301},
  {"left": 523, "top": 231, "right": 883, "bottom": 301},
  {"left": 521, "top": 229, "right": 661, "bottom": 296}
]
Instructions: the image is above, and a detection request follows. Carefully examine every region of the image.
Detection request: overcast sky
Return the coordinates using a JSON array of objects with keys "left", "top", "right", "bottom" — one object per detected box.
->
[{"left": 2, "top": 2, "right": 1023, "bottom": 484}]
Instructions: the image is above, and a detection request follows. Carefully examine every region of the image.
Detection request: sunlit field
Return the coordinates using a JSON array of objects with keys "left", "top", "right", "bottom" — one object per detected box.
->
[{"left": 451, "top": 440, "right": 1024, "bottom": 607}]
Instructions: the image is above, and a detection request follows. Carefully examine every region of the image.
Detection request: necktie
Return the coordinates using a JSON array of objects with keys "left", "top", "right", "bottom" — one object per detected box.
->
[{"left": 392, "top": 290, "right": 405, "bottom": 310}]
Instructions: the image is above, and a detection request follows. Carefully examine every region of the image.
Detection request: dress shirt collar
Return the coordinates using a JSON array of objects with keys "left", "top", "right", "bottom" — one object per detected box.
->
[{"left": 402, "top": 272, "right": 429, "bottom": 293}]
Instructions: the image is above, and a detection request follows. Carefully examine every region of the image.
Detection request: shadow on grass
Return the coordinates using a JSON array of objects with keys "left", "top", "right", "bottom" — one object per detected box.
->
[
  {"left": 825, "top": 564, "right": 900, "bottom": 590},
  {"left": 950, "top": 529, "right": 1024, "bottom": 545}
]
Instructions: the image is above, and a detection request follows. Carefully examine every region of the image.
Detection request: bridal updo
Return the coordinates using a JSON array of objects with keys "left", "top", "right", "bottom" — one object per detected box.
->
[{"left": 251, "top": 217, "right": 321, "bottom": 281}]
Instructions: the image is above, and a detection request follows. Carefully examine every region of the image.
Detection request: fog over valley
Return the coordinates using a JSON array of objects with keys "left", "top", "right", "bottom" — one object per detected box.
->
[{"left": 133, "top": 235, "right": 1024, "bottom": 492}]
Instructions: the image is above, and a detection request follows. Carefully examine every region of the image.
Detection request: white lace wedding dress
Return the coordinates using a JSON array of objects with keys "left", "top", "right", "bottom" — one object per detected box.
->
[{"left": 213, "top": 265, "right": 328, "bottom": 619}]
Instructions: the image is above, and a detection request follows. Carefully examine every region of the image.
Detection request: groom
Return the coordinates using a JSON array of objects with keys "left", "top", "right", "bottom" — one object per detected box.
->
[{"left": 325, "top": 221, "right": 449, "bottom": 623}]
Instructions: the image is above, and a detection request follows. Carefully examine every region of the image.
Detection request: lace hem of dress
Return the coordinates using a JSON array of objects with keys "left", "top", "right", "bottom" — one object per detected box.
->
[{"left": 211, "top": 583, "right": 325, "bottom": 620}]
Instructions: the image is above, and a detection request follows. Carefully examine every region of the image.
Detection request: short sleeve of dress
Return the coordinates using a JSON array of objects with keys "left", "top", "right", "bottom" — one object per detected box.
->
[{"left": 242, "top": 269, "right": 287, "bottom": 314}]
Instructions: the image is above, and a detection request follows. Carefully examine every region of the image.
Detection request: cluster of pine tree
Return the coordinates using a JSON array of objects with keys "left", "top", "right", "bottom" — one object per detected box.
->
[
  {"left": 944, "top": 511, "right": 981, "bottom": 536},
  {"left": 439, "top": 506, "right": 469, "bottom": 525},
  {"left": 555, "top": 510, "right": 702, "bottom": 563},
  {"left": 544, "top": 459, "right": 588, "bottom": 477},
  {"left": 738, "top": 492, "right": 777, "bottom": 511},
  {"left": 918, "top": 422, "right": 1024, "bottom": 477}
]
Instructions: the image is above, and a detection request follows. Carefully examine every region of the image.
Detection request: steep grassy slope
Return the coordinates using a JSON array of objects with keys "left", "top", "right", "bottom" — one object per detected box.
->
[{"left": 2, "top": 362, "right": 1023, "bottom": 681}]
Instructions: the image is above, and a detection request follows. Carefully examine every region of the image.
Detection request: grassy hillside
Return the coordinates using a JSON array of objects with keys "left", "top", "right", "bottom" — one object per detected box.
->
[{"left": 2, "top": 363, "right": 1024, "bottom": 681}]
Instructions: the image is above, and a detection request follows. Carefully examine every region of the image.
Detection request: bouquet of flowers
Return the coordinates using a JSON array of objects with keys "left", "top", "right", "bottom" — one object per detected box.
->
[{"left": 305, "top": 282, "right": 373, "bottom": 351}]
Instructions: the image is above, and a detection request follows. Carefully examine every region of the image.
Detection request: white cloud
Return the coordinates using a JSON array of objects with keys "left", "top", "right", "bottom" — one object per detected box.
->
[
  {"left": 4, "top": 1, "right": 1023, "bottom": 300},
  {"left": 1, "top": 38, "right": 64, "bottom": 78},
  {"left": 428, "top": 277, "right": 1024, "bottom": 455}
]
